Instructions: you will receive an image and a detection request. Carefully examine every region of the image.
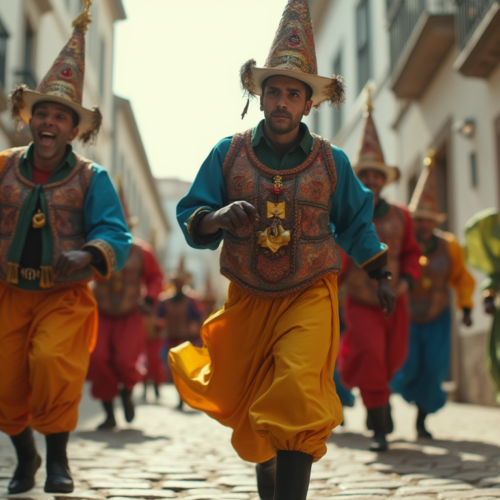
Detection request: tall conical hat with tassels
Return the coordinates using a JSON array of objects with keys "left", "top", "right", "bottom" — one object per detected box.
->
[
  {"left": 352, "top": 87, "right": 400, "bottom": 187},
  {"left": 240, "top": 0, "right": 345, "bottom": 117},
  {"left": 9, "top": 0, "right": 101, "bottom": 144},
  {"left": 409, "top": 151, "right": 447, "bottom": 223}
]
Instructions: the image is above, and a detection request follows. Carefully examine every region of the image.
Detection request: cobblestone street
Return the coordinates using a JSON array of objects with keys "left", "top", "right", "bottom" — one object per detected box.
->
[{"left": 2, "top": 384, "right": 500, "bottom": 500}]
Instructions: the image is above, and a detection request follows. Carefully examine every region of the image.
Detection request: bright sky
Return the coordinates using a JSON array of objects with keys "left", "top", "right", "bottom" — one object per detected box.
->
[{"left": 113, "top": 0, "right": 287, "bottom": 182}]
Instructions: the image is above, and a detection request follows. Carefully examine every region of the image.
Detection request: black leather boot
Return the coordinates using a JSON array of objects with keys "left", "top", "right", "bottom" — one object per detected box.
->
[
  {"left": 97, "top": 401, "right": 116, "bottom": 430},
  {"left": 367, "top": 406, "right": 388, "bottom": 452},
  {"left": 274, "top": 450, "right": 313, "bottom": 500},
  {"left": 120, "top": 388, "right": 135, "bottom": 423},
  {"left": 8, "top": 427, "right": 42, "bottom": 494},
  {"left": 416, "top": 409, "right": 433, "bottom": 439},
  {"left": 367, "top": 403, "right": 393, "bottom": 433},
  {"left": 256, "top": 456, "right": 276, "bottom": 500},
  {"left": 44, "top": 432, "right": 74, "bottom": 493}
]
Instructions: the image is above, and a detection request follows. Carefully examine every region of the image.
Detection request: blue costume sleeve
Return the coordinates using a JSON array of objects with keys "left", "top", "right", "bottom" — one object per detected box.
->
[
  {"left": 329, "top": 146, "right": 387, "bottom": 267},
  {"left": 83, "top": 165, "right": 133, "bottom": 277},
  {"left": 176, "top": 137, "right": 232, "bottom": 251}
]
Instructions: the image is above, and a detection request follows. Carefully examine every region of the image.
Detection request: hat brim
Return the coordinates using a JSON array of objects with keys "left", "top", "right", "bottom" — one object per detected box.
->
[
  {"left": 19, "top": 90, "right": 95, "bottom": 137},
  {"left": 352, "top": 162, "right": 400, "bottom": 187},
  {"left": 251, "top": 67, "right": 337, "bottom": 107},
  {"left": 410, "top": 209, "right": 448, "bottom": 223}
]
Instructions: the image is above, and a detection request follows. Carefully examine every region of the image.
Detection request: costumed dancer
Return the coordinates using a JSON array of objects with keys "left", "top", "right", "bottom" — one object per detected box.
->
[
  {"left": 159, "top": 257, "right": 205, "bottom": 410},
  {"left": 392, "top": 151, "right": 474, "bottom": 438},
  {"left": 0, "top": 1, "right": 131, "bottom": 494},
  {"left": 143, "top": 307, "right": 167, "bottom": 402},
  {"left": 337, "top": 89, "right": 421, "bottom": 452},
  {"left": 168, "top": 3, "right": 394, "bottom": 499},
  {"left": 88, "top": 181, "right": 164, "bottom": 428},
  {"left": 465, "top": 208, "right": 500, "bottom": 402}
]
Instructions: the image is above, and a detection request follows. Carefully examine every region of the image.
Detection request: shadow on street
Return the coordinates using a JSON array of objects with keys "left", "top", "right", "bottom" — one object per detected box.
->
[{"left": 75, "top": 428, "right": 169, "bottom": 449}]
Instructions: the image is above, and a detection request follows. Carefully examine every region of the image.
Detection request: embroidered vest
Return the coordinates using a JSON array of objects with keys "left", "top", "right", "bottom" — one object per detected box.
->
[
  {"left": 410, "top": 234, "right": 451, "bottom": 324},
  {"left": 93, "top": 243, "right": 144, "bottom": 317},
  {"left": 0, "top": 147, "right": 95, "bottom": 287},
  {"left": 219, "top": 130, "right": 341, "bottom": 298},
  {"left": 164, "top": 295, "right": 201, "bottom": 341},
  {"left": 344, "top": 203, "right": 406, "bottom": 305}
]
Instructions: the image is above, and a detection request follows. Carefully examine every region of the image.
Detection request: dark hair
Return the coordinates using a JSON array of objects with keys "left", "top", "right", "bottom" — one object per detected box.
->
[
  {"left": 262, "top": 76, "right": 313, "bottom": 101},
  {"left": 32, "top": 101, "right": 80, "bottom": 128}
]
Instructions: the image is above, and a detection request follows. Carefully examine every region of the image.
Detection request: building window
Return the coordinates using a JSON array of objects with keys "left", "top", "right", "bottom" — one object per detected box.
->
[
  {"left": 99, "top": 38, "right": 106, "bottom": 97},
  {"left": 356, "top": 0, "right": 372, "bottom": 94},
  {"left": 470, "top": 152, "right": 478, "bottom": 188},
  {"left": 0, "top": 17, "right": 9, "bottom": 89},
  {"left": 15, "top": 20, "right": 37, "bottom": 89},
  {"left": 332, "top": 50, "right": 343, "bottom": 137}
]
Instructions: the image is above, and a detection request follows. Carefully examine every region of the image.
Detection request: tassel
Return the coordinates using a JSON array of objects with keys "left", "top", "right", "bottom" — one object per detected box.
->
[
  {"left": 7, "top": 263, "right": 19, "bottom": 284},
  {"left": 241, "top": 98, "right": 250, "bottom": 120},
  {"left": 72, "top": 0, "right": 93, "bottom": 34},
  {"left": 40, "top": 266, "right": 54, "bottom": 289}
]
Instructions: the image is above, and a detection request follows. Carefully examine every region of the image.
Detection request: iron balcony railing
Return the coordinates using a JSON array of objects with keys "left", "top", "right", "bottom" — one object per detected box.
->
[
  {"left": 388, "top": 0, "right": 456, "bottom": 70},
  {"left": 14, "top": 69, "right": 37, "bottom": 90},
  {"left": 455, "top": 0, "right": 498, "bottom": 49}
]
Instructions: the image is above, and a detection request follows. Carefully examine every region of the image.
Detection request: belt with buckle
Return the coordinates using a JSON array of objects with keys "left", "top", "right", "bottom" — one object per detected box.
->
[{"left": 20, "top": 267, "right": 41, "bottom": 281}]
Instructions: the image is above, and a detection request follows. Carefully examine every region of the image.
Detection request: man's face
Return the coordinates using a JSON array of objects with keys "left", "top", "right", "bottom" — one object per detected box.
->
[
  {"left": 357, "top": 169, "right": 386, "bottom": 199},
  {"left": 29, "top": 102, "right": 79, "bottom": 162},
  {"left": 414, "top": 217, "right": 438, "bottom": 242},
  {"left": 260, "top": 75, "right": 313, "bottom": 135}
]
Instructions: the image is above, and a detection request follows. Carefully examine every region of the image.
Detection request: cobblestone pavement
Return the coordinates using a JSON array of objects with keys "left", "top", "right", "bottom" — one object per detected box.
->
[{"left": 2, "top": 384, "right": 500, "bottom": 500}]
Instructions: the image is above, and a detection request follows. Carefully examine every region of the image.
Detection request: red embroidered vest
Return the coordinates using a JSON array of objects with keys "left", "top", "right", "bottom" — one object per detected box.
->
[
  {"left": 410, "top": 234, "right": 451, "bottom": 324},
  {"left": 219, "top": 130, "right": 341, "bottom": 298},
  {"left": 93, "top": 243, "right": 144, "bottom": 316},
  {"left": 0, "top": 147, "right": 95, "bottom": 287},
  {"left": 344, "top": 203, "right": 406, "bottom": 305}
]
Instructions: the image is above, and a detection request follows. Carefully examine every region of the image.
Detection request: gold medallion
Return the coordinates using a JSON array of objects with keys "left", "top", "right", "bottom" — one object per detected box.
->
[
  {"left": 267, "top": 201, "right": 286, "bottom": 219},
  {"left": 32, "top": 210, "right": 46, "bottom": 229}
]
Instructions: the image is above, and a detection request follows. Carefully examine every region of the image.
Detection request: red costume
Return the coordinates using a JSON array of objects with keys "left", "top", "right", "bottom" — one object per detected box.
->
[{"left": 88, "top": 240, "right": 164, "bottom": 401}]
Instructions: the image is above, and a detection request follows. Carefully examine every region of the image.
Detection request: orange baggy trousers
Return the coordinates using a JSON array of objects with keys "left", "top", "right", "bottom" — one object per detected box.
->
[{"left": 0, "top": 281, "right": 98, "bottom": 436}]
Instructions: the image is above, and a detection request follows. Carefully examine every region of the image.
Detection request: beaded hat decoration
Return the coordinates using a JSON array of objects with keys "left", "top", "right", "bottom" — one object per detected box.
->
[
  {"left": 9, "top": 0, "right": 102, "bottom": 144},
  {"left": 352, "top": 87, "right": 400, "bottom": 187},
  {"left": 409, "top": 151, "right": 447, "bottom": 223},
  {"left": 240, "top": 0, "right": 345, "bottom": 117}
]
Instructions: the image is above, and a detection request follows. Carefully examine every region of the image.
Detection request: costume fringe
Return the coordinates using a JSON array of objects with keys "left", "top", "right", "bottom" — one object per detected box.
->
[
  {"left": 318, "top": 74, "right": 346, "bottom": 110},
  {"left": 9, "top": 86, "right": 28, "bottom": 131},
  {"left": 40, "top": 266, "right": 54, "bottom": 289},
  {"left": 240, "top": 59, "right": 258, "bottom": 97},
  {"left": 241, "top": 98, "right": 250, "bottom": 120},
  {"left": 72, "top": 0, "right": 93, "bottom": 33},
  {"left": 7, "top": 263, "right": 19, "bottom": 285},
  {"left": 80, "top": 106, "right": 102, "bottom": 145}
]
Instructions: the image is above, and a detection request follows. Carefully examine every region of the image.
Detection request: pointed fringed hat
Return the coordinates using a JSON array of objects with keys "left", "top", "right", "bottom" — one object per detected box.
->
[
  {"left": 409, "top": 150, "right": 447, "bottom": 223},
  {"left": 116, "top": 175, "right": 139, "bottom": 229},
  {"left": 240, "top": 0, "right": 345, "bottom": 113},
  {"left": 9, "top": 0, "right": 102, "bottom": 145},
  {"left": 352, "top": 88, "right": 400, "bottom": 186}
]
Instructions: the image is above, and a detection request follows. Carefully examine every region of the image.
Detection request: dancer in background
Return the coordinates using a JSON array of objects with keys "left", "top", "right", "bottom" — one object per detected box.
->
[
  {"left": 338, "top": 90, "right": 421, "bottom": 452},
  {"left": 392, "top": 151, "right": 474, "bottom": 438}
]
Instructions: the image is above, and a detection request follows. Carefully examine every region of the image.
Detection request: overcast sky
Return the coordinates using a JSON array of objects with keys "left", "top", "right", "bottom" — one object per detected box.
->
[{"left": 113, "top": 0, "right": 287, "bottom": 182}]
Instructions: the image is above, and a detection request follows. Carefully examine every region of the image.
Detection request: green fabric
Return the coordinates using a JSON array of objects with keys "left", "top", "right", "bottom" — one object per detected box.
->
[
  {"left": 488, "top": 307, "right": 500, "bottom": 404},
  {"left": 482, "top": 274, "right": 500, "bottom": 293},
  {"left": 373, "top": 198, "right": 390, "bottom": 219},
  {"left": 418, "top": 234, "right": 439, "bottom": 255},
  {"left": 251, "top": 120, "right": 313, "bottom": 171},
  {"left": 8, "top": 144, "right": 76, "bottom": 268}
]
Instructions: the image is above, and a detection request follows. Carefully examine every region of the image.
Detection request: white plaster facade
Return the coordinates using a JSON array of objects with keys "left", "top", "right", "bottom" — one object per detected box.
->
[{"left": 309, "top": 0, "right": 500, "bottom": 405}]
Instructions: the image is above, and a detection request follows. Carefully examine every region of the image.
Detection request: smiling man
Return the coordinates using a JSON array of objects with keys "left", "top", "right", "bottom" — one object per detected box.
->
[
  {"left": 0, "top": 2, "right": 131, "bottom": 495},
  {"left": 168, "top": 2, "right": 394, "bottom": 500}
]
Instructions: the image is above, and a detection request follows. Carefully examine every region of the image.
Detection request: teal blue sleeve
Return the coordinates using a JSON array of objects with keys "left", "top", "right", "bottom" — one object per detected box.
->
[
  {"left": 83, "top": 165, "right": 133, "bottom": 276},
  {"left": 176, "top": 137, "right": 232, "bottom": 250},
  {"left": 329, "top": 146, "right": 387, "bottom": 266}
]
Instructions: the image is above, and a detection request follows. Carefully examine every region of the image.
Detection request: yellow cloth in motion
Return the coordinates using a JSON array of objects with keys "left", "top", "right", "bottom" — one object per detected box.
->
[
  {"left": 169, "top": 274, "right": 341, "bottom": 463},
  {"left": 0, "top": 281, "right": 97, "bottom": 436}
]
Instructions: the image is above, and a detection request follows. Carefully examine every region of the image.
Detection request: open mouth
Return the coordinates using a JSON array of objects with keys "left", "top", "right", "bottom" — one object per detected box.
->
[{"left": 39, "top": 131, "right": 56, "bottom": 147}]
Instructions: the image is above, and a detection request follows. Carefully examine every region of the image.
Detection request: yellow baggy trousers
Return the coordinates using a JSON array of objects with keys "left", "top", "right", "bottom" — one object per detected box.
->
[
  {"left": 0, "top": 281, "right": 98, "bottom": 436},
  {"left": 169, "top": 274, "right": 341, "bottom": 463}
]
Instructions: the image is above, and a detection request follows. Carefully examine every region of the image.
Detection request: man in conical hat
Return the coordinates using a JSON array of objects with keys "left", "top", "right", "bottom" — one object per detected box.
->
[
  {"left": 392, "top": 151, "right": 474, "bottom": 438},
  {"left": 88, "top": 177, "right": 164, "bottom": 428},
  {"left": 169, "top": 2, "right": 394, "bottom": 498},
  {"left": 0, "top": 1, "right": 132, "bottom": 494},
  {"left": 337, "top": 89, "right": 421, "bottom": 452}
]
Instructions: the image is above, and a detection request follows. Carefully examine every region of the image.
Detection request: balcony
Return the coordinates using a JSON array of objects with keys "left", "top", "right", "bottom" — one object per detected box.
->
[
  {"left": 454, "top": 0, "right": 500, "bottom": 78},
  {"left": 388, "top": 0, "right": 456, "bottom": 99}
]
